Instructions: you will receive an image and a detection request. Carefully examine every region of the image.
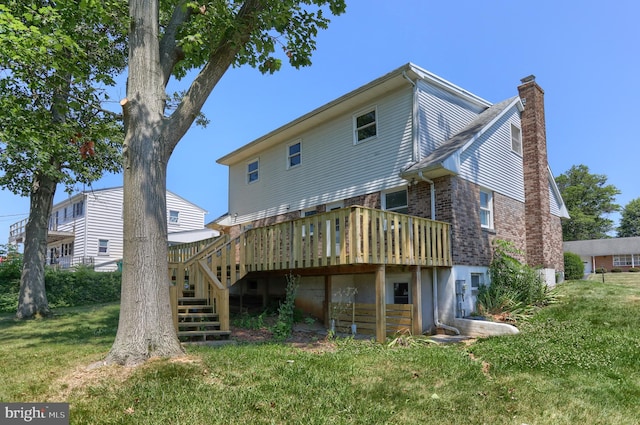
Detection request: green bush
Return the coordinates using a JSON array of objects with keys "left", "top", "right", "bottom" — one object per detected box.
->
[
  {"left": 595, "top": 267, "right": 607, "bottom": 274},
  {"left": 611, "top": 268, "right": 623, "bottom": 273},
  {"left": 628, "top": 267, "right": 640, "bottom": 272},
  {"left": 563, "top": 252, "right": 584, "bottom": 280},
  {"left": 477, "top": 240, "right": 548, "bottom": 318},
  {"left": 0, "top": 267, "right": 121, "bottom": 313},
  {"left": 0, "top": 244, "right": 22, "bottom": 282}
]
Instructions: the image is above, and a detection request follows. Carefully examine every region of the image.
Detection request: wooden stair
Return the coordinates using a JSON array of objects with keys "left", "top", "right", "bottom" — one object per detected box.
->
[{"left": 177, "top": 297, "right": 231, "bottom": 343}]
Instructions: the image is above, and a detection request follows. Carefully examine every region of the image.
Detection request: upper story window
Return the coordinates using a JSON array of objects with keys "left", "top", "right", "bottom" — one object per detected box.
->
[
  {"left": 511, "top": 124, "right": 522, "bottom": 155},
  {"left": 73, "top": 200, "right": 84, "bottom": 218},
  {"left": 247, "top": 159, "right": 259, "bottom": 184},
  {"left": 169, "top": 210, "right": 180, "bottom": 224},
  {"left": 480, "top": 189, "right": 494, "bottom": 230},
  {"left": 353, "top": 107, "right": 377, "bottom": 144},
  {"left": 98, "top": 239, "right": 109, "bottom": 255},
  {"left": 383, "top": 188, "right": 408, "bottom": 214},
  {"left": 287, "top": 141, "right": 301, "bottom": 169}
]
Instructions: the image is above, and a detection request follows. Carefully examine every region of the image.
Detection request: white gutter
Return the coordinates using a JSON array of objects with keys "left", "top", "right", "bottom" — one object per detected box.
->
[{"left": 418, "top": 171, "right": 460, "bottom": 335}]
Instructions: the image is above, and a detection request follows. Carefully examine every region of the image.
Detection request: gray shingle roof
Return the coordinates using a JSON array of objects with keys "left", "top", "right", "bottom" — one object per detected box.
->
[
  {"left": 402, "top": 96, "right": 519, "bottom": 175},
  {"left": 563, "top": 237, "right": 640, "bottom": 256}
]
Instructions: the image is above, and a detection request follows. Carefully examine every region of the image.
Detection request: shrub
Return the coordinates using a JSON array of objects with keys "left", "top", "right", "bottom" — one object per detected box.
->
[
  {"left": 611, "top": 268, "right": 623, "bottom": 273},
  {"left": 563, "top": 252, "right": 584, "bottom": 280},
  {"left": 271, "top": 272, "right": 300, "bottom": 341},
  {"left": 595, "top": 267, "right": 607, "bottom": 274},
  {"left": 477, "top": 240, "right": 548, "bottom": 318},
  {"left": 628, "top": 267, "right": 640, "bottom": 273},
  {"left": 0, "top": 268, "right": 121, "bottom": 313},
  {"left": 0, "top": 244, "right": 22, "bottom": 282},
  {"left": 45, "top": 267, "right": 121, "bottom": 308}
]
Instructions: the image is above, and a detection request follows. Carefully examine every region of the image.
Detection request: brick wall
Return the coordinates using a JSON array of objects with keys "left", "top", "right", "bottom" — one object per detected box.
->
[{"left": 518, "top": 77, "right": 564, "bottom": 271}]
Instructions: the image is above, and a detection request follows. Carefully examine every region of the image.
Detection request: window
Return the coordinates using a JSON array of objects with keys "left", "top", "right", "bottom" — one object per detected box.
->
[
  {"left": 247, "top": 159, "right": 259, "bottom": 183},
  {"left": 73, "top": 200, "right": 84, "bottom": 218},
  {"left": 353, "top": 107, "right": 377, "bottom": 144},
  {"left": 169, "top": 210, "right": 180, "bottom": 224},
  {"left": 394, "top": 282, "right": 409, "bottom": 304},
  {"left": 98, "top": 239, "right": 109, "bottom": 255},
  {"left": 511, "top": 124, "right": 522, "bottom": 155},
  {"left": 470, "top": 273, "right": 484, "bottom": 295},
  {"left": 287, "top": 141, "right": 301, "bottom": 169},
  {"left": 301, "top": 208, "right": 317, "bottom": 237},
  {"left": 480, "top": 189, "right": 494, "bottom": 229},
  {"left": 613, "top": 254, "right": 640, "bottom": 267},
  {"left": 383, "top": 188, "right": 408, "bottom": 214}
]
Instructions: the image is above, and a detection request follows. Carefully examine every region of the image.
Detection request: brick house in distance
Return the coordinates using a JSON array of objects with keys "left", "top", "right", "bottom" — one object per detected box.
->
[{"left": 169, "top": 63, "right": 568, "bottom": 342}]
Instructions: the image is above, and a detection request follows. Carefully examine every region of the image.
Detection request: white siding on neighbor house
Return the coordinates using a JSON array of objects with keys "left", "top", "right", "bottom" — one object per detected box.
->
[
  {"left": 47, "top": 187, "right": 206, "bottom": 270},
  {"left": 166, "top": 192, "right": 206, "bottom": 233},
  {"left": 416, "top": 80, "right": 484, "bottom": 159},
  {"left": 458, "top": 106, "right": 525, "bottom": 202},
  {"left": 84, "top": 188, "right": 124, "bottom": 268},
  {"left": 227, "top": 88, "right": 414, "bottom": 223}
]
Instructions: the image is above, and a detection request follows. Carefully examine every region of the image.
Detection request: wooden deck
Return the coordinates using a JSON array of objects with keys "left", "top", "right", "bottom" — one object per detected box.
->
[{"left": 168, "top": 206, "right": 452, "bottom": 341}]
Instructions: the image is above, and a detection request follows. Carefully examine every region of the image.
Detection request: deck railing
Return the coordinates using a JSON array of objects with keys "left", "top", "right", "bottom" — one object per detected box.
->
[
  {"left": 242, "top": 206, "right": 451, "bottom": 271},
  {"left": 167, "top": 206, "right": 451, "bottom": 331}
]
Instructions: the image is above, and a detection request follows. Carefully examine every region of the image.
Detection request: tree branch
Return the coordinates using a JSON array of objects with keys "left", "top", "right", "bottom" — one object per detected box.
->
[
  {"left": 161, "top": 0, "right": 266, "bottom": 158},
  {"left": 159, "top": 0, "right": 195, "bottom": 88}
]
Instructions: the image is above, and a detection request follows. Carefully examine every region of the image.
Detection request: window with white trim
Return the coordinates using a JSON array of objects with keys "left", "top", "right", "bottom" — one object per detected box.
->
[
  {"left": 247, "top": 159, "right": 259, "bottom": 183},
  {"left": 73, "top": 201, "right": 84, "bottom": 218},
  {"left": 98, "top": 239, "right": 109, "bottom": 255},
  {"left": 470, "top": 273, "right": 484, "bottom": 295},
  {"left": 353, "top": 107, "right": 377, "bottom": 144},
  {"left": 287, "top": 141, "right": 301, "bottom": 169},
  {"left": 613, "top": 254, "right": 640, "bottom": 267},
  {"left": 383, "top": 188, "right": 408, "bottom": 214},
  {"left": 511, "top": 124, "right": 522, "bottom": 155},
  {"left": 480, "top": 189, "right": 494, "bottom": 229},
  {"left": 169, "top": 210, "right": 180, "bottom": 224}
]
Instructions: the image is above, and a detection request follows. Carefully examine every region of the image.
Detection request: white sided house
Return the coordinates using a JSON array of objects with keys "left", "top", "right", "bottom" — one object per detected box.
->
[
  {"left": 168, "top": 63, "right": 568, "bottom": 342},
  {"left": 9, "top": 187, "right": 212, "bottom": 271}
]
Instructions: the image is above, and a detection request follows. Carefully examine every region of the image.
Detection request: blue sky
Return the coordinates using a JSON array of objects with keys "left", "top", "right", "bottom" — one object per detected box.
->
[{"left": 2, "top": 0, "right": 638, "bottom": 243}]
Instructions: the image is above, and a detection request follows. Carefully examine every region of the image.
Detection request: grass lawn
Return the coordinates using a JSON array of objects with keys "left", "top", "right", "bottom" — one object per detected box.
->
[{"left": 1, "top": 276, "right": 639, "bottom": 424}]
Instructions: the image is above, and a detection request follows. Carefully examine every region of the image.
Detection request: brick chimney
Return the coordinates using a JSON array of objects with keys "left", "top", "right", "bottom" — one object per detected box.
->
[{"left": 518, "top": 75, "right": 557, "bottom": 270}]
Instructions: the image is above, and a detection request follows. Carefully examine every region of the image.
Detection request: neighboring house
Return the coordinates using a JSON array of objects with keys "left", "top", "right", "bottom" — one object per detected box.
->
[
  {"left": 564, "top": 237, "right": 640, "bottom": 274},
  {"left": 9, "top": 186, "right": 213, "bottom": 271},
  {"left": 169, "top": 63, "right": 568, "bottom": 342}
]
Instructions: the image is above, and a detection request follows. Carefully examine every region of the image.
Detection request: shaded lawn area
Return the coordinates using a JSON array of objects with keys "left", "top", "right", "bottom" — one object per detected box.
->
[{"left": 1, "top": 277, "right": 639, "bottom": 425}]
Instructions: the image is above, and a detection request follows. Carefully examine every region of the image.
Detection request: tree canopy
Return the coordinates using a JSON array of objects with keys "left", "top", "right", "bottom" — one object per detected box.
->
[
  {"left": 0, "top": 0, "right": 128, "bottom": 318},
  {"left": 555, "top": 164, "right": 620, "bottom": 241},
  {"left": 106, "top": 0, "right": 346, "bottom": 365},
  {"left": 0, "top": 0, "right": 127, "bottom": 195},
  {"left": 617, "top": 198, "right": 640, "bottom": 238}
]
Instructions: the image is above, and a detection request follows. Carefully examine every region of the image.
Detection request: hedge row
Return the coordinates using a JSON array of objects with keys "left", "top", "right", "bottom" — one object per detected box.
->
[{"left": 0, "top": 267, "right": 121, "bottom": 313}]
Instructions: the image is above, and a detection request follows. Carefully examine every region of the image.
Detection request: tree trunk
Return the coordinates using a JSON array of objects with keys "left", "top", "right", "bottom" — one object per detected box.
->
[
  {"left": 16, "top": 172, "right": 56, "bottom": 319},
  {"left": 105, "top": 0, "right": 184, "bottom": 365},
  {"left": 105, "top": 143, "right": 184, "bottom": 365}
]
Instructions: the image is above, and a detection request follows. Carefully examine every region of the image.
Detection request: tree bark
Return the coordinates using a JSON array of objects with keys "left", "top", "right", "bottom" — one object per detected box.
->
[
  {"left": 16, "top": 172, "right": 56, "bottom": 319},
  {"left": 105, "top": 0, "right": 184, "bottom": 365}
]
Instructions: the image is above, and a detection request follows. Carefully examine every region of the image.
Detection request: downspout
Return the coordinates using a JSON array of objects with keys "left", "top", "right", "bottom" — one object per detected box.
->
[{"left": 418, "top": 171, "right": 460, "bottom": 335}]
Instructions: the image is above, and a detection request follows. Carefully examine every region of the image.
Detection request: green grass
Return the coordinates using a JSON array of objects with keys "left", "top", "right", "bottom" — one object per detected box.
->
[{"left": 1, "top": 275, "right": 639, "bottom": 424}]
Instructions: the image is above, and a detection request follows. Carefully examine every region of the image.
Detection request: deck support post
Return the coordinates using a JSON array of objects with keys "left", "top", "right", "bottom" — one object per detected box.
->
[
  {"left": 324, "top": 275, "right": 333, "bottom": 327},
  {"left": 412, "top": 266, "right": 423, "bottom": 335},
  {"left": 375, "top": 265, "right": 386, "bottom": 343},
  {"left": 219, "top": 289, "right": 229, "bottom": 332}
]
